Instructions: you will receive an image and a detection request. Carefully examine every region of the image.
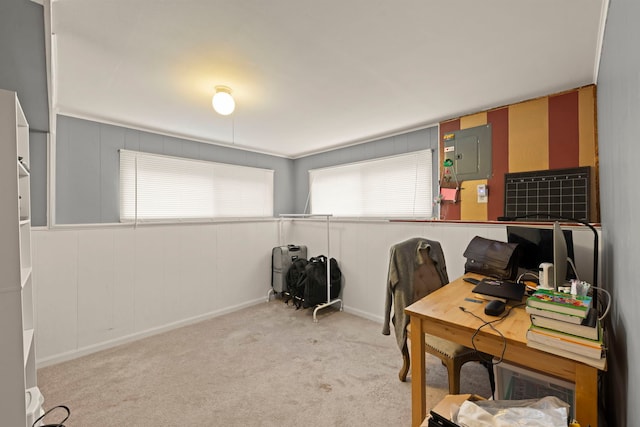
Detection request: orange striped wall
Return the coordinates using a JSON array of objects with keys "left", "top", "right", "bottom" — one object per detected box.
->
[
  {"left": 439, "top": 85, "right": 599, "bottom": 222},
  {"left": 459, "top": 113, "right": 488, "bottom": 221}
]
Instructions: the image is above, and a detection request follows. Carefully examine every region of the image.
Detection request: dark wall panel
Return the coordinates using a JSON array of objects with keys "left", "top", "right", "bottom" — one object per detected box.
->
[
  {"left": 487, "top": 107, "right": 509, "bottom": 220},
  {"left": 549, "top": 91, "right": 580, "bottom": 170},
  {"left": 439, "top": 119, "right": 461, "bottom": 220}
]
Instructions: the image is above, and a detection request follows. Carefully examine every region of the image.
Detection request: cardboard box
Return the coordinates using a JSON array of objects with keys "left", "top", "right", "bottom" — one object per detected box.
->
[{"left": 421, "top": 394, "right": 486, "bottom": 427}]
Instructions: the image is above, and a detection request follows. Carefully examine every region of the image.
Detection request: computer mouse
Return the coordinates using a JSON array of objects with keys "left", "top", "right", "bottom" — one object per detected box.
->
[{"left": 484, "top": 300, "right": 506, "bottom": 316}]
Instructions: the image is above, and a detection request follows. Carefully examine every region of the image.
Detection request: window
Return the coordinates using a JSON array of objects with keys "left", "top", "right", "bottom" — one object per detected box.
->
[
  {"left": 308, "top": 149, "right": 432, "bottom": 218},
  {"left": 119, "top": 150, "right": 273, "bottom": 221}
]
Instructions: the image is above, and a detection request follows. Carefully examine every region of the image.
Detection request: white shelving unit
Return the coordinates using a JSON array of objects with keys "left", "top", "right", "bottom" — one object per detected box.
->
[{"left": 0, "top": 89, "right": 43, "bottom": 426}]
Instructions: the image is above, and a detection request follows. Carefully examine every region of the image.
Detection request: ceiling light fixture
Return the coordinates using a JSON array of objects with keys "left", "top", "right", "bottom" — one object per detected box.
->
[{"left": 212, "top": 86, "right": 235, "bottom": 116}]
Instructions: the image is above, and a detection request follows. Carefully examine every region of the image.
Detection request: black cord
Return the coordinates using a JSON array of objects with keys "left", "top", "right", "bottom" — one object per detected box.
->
[
  {"left": 32, "top": 405, "right": 70, "bottom": 427},
  {"left": 458, "top": 302, "right": 526, "bottom": 365}
]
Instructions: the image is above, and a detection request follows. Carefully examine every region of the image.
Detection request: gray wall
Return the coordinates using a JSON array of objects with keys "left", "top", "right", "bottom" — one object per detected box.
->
[
  {"left": 55, "top": 116, "right": 439, "bottom": 223},
  {"left": 0, "top": 0, "right": 49, "bottom": 227},
  {"left": 0, "top": 0, "right": 48, "bottom": 131},
  {"left": 597, "top": 0, "right": 640, "bottom": 425},
  {"left": 292, "top": 126, "right": 440, "bottom": 214},
  {"left": 30, "top": 131, "right": 47, "bottom": 226},
  {"left": 55, "top": 115, "right": 294, "bottom": 223}
]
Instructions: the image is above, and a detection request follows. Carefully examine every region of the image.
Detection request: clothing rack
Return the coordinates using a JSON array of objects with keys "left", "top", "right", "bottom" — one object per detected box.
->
[{"left": 278, "top": 214, "right": 343, "bottom": 322}]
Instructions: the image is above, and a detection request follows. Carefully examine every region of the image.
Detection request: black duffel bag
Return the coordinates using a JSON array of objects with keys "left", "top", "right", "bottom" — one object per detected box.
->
[
  {"left": 463, "top": 236, "right": 521, "bottom": 280},
  {"left": 303, "top": 255, "right": 342, "bottom": 308}
]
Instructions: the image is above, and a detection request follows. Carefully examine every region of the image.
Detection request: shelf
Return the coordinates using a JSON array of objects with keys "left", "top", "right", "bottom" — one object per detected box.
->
[
  {"left": 16, "top": 98, "right": 28, "bottom": 128},
  {"left": 18, "top": 161, "right": 29, "bottom": 177},
  {"left": 21, "top": 267, "right": 32, "bottom": 289},
  {"left": 23, "top": 329, "right": 34, "bottom": 367},
  {"left": 2, "top": 89, "right": 40, "bottom": 427}
]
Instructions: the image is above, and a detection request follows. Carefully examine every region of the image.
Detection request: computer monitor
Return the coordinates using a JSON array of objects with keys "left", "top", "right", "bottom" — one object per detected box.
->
[
  {"left": 553, "top": 222, "right": 569, "bottom": 290},
  {"left": 506, "top": 225, "right": 575, "bottom": 284}
]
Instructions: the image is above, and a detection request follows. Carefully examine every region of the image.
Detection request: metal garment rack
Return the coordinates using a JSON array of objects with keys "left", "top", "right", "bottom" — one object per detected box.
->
[{"left": 278, "top": 214, "right": 343, "bottom": 322}]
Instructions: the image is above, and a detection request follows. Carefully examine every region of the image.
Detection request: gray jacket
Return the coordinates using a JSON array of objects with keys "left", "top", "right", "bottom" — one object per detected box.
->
[{"left": 382, "top": 238, "right": 449, "bottom": 351}]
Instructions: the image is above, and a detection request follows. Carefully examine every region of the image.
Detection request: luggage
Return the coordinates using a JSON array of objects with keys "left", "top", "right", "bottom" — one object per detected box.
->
[
  {"left": 271, "top": 245, "right": 307, "bottom": 293},
  {"left": 285, "top": 257, "right": 308, "bottom": 308},
  {"left": 302, "top": 255, "right": 342, "bottom": 308}
]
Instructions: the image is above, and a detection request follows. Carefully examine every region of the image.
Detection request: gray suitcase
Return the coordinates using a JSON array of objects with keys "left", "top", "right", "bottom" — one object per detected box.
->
[{"left": 271, "top": 245, "right": 307, "bottom": 293}]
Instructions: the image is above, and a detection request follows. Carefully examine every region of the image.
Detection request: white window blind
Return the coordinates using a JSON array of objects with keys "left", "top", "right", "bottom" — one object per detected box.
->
[
  {"left": 119, "top": 150, "right": 273, "bottom": 221},
  {"left": 309, "top": 149, "right": 432, "bottom": 218}
]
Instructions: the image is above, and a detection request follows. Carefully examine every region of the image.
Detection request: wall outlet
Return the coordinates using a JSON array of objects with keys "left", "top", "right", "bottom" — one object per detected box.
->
[{"left": 477, "top": 184, "right": 488, "bottom": 203}]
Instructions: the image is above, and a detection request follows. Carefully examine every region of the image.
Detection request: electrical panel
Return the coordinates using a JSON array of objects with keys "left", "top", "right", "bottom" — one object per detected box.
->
[{"left": 443, "top": 124, "right": 492, "bottom": 181}]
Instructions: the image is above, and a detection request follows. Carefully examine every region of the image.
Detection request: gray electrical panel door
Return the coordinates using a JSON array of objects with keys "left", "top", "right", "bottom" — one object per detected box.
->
[
  {"left": 443, "top": 124, "right": 492, "bottom": 181},
  {"left": 454, "top": 135, "right": 479, "bottom": 175}
]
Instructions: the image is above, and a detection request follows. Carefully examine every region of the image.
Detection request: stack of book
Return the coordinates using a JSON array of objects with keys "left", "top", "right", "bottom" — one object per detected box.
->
[{"left": 525, "top": 288, "right": 606, "bottom": 370}]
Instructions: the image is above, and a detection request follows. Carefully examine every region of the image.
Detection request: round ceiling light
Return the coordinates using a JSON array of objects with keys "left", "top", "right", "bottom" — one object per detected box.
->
[{"left": 212, "top": 86, "right": 235, "bottom": 116}]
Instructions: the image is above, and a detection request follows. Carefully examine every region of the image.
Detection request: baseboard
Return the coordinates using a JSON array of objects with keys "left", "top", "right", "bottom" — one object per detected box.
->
[
  {"left": 38, "top": 299, "right": 384, "bottom": 368},
  {"left": 36, "top": 297, "right": 265, "bottom": 368},
  {"left": 342, "top": 305, "right": 384, "bottom": 324}
]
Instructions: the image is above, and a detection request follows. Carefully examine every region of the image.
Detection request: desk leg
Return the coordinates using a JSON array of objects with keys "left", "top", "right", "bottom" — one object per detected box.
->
[
  {"left": 575, "top": 363, "right": 598, "bottom": 427},
  {"left": 410, "top": 316, "right": 426, "bottom": 427}
]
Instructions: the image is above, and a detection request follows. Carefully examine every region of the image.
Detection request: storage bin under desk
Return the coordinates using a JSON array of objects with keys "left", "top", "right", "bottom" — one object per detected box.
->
[{"left": 494, "top": 360, "right": 576, "bottom": 420}]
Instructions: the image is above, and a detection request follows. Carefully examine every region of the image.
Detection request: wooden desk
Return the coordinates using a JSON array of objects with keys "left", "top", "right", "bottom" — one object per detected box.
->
[{"left": 405, "top": 273, "right": 600, "bottom": 427}]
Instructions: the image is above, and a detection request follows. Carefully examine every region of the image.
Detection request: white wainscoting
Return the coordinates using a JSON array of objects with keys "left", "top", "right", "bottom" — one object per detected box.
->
[
  {"left": 282, "top": 219, "right": 601, "bottom": 323},
  {"left": 32, "top": 221, "right": 279, "bottom": 366},
  {"left": 32, "top": 220, "right": 600, "bottom": 366}
]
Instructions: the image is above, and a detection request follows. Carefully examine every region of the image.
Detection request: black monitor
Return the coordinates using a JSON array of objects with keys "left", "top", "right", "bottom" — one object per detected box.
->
[
  {"left": 506, "top": 225, "right": 575, "bottom": 282},
  {"left": 553, "top": 221, "right": 569, "bottom": 289}
]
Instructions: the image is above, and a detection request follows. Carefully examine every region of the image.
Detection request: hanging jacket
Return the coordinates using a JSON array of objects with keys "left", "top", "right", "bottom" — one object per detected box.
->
[{"left": 382, "top": 238, "right": 449, "bottom": 351}]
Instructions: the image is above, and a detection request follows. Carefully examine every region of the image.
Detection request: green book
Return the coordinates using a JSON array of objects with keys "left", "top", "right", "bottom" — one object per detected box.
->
[
  {"left": 530, "top": 308, "right": 599, "bottom": 340},
  {"left": 526, "top": 289, "right": 592, "bottom": 318}
]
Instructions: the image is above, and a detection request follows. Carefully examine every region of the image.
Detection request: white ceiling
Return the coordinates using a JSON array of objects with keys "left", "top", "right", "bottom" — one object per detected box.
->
[{"left": 50, "top": 0, "right": 607, "bottom": 158}]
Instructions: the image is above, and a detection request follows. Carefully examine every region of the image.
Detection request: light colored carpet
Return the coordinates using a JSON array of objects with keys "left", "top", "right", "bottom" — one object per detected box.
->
[{"left": 37, "top": 301, "right": 492, "bottom": 426}]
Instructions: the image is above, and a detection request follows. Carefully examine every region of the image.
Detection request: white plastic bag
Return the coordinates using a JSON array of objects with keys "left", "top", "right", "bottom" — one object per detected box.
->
[{"left": 454, "top": 396, "right": 569, "bottom": 427}]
